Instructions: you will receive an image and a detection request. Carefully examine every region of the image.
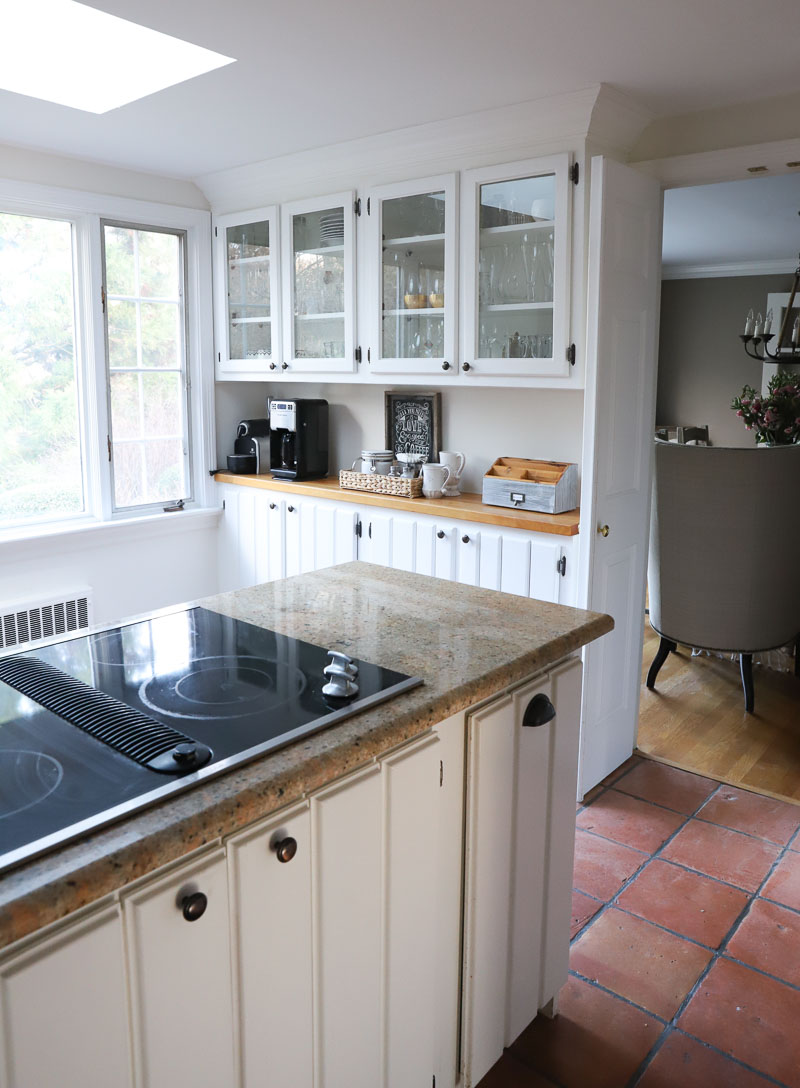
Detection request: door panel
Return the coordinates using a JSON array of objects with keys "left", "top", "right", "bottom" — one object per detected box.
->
[
  {"left": 478, "top": 530, "right": 503, "bottom": 590},
  {"left": 456, "top": 529, "right": 481, "bottom": 585},
  {"left": 500, "top": 535, "right": 531, "bottom": 596},
  {"left": 578, "top": 157, "right": 661, "bottom": 795},
  {"left": 530, "top": 538, "right": 562, "bottom": 603},
  {"left": 391, "top": 515, "right": 416, "bottom": 572},
  {"left": 434, "top": 524, "right": 457, "bottom": 580}
]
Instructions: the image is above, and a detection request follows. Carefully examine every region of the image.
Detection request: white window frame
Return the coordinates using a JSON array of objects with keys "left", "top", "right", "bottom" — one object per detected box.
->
[{"left": 0, "top": 179, "right": 215, "bottom": 535}]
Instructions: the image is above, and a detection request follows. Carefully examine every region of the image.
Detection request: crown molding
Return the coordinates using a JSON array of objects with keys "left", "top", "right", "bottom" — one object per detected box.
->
[
  {"left": 632, "top": 138, "right": 800, "bottom": 188},
  {"left": 588, "top": 85, "right": 655, "bottom": 156},
  {"left": 662, "top": 258, "right": 797, "bottom": 280},
  {"left": 195, "top": 87, "right": 603, "bottom": 211}
]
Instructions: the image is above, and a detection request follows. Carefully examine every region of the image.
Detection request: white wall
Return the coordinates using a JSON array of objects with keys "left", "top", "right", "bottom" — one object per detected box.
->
[
  {"left": 0, "top": 142, "right": 209, "bottom": 208},
  {"left": 0, "top": 514, "right": 220, "bottom": 629},
  {"left": 215, "top": 381, "right": 584, "bottom": 494}
]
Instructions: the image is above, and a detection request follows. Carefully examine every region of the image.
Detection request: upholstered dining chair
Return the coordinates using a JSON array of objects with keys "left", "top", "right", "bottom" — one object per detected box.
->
[{"left": 646, "top": 442, "right": 800, "bottom": 712}]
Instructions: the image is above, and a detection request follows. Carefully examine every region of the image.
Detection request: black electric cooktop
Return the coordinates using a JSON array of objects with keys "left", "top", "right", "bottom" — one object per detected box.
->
[{"left": 0, "top": 606, "right": 421, "bottom": 874}]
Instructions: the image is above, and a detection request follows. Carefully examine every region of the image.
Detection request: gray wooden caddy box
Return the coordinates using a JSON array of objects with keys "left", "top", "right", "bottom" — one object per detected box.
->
[{"left": 482, "top": 457, "right": 579, "bottom": 514}]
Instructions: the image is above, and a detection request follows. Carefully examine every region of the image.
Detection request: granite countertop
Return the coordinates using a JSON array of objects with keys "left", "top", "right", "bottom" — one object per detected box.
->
[{"left": 0, "top": 563, "right": 612, "bottom": 949}]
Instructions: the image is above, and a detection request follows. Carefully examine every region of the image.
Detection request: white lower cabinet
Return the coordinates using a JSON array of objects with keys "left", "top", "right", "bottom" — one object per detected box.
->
[
  {"left": 0, "top": 905, "right": 131, "bottom": 1088},
  {"left": 124, "top": 849, "right": 235, "bottom": 1088},
  {"left": 0, "top": 662, "right": 580, "bottom": 1088}
]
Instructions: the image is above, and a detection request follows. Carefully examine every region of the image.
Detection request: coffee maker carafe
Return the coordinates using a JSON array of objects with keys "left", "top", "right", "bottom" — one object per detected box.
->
[{"left": 269, "top": 399, "right": 328, "bottom": 480}]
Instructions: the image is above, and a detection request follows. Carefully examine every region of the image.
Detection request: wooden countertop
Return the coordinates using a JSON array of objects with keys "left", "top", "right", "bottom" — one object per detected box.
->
[
  {"left": 0, "top": 565, "right": 610, "bottom": 948},
  {"left": 214, "top": 473, "right": 580, "bottom": 536}
]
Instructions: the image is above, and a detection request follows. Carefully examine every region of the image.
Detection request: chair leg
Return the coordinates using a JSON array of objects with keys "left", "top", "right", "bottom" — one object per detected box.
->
[
  {"left": 646, "top": 637, "right": 677, "bottom": 690},
  {"left": 740, "top": 653, "right": 754, "bottom": 713}
]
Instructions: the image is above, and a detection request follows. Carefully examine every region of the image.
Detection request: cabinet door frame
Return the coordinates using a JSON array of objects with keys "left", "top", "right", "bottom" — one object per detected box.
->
[
  {"left": 213, "top": 205, "right": 281, "bottom": 379},
  {"left": 363, "top": 172, "right": 458, "bottom": 377},
  {"left": 460, "top": 153, "right": 572, "bottom": 380},
  {"left": 281, "top": 190, "right": 357, "bottom": 375}
]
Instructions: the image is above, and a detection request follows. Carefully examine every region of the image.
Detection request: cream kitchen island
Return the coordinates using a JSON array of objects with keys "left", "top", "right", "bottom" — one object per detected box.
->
[{"left": 0, "top": 563, "right": 611, "bottom": 1088}]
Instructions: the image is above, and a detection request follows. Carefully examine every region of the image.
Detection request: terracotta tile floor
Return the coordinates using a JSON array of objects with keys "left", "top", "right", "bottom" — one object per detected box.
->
[{"left": 478, "top": 755, "right": 800, "bottom": 1088}]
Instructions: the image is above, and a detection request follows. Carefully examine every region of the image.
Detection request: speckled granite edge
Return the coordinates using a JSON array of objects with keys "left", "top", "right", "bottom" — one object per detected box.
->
[{"left": 0, "top": 563, "right": 612, "bottom": 950}]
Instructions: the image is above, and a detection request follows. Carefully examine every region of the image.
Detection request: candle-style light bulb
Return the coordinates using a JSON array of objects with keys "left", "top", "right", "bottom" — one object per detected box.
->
[
  {"left": 754, "top": 312, "right": 764, "bottom": 337},
  {"left": 744, "top": 308, "right": 755, "bottom": 336},
  {"left": 764, "top": 308, "right": 773, "bottom": 336}
]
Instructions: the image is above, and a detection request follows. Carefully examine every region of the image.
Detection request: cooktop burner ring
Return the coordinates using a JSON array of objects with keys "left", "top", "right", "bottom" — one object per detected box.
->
[
  {"left": 0, "top": 750, "right": 64, "bottom": 820},
  {"left": 139, "top": 654, "right": 308, "bottom": 720}
]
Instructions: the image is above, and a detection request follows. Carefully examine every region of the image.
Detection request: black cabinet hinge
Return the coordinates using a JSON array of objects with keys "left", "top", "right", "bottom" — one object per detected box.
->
[
  {"left": 214, "top": 225, "right": 218, "bottom": 237},
  {"left": 355, "top": 346, "right": 362, "bottom": 364},
  {"left": 439, "top": 760, "right": 443, "bottom": 788},
  {"left": 367, "top": 347, "right": 371, "bottom": 363},
  {"left": 354, "top": 197, "right": 362, "bottom": 216},
  {"left": 368, "top": 522, "right": 372, "bottom": 539},
  {"left": 355, "top": 520, "right": 362, "bottom": 538},
  {"left": 570, "top": 162, "right": 580, "bottom": 185},
  {"left": 567, "top": 343, "right": 576, "bottom": 366},
  {"left": 557, "top": 555, "right": 567, "bottom": 577},
  {"left": 367, "top": 197, "right": 371, "bottom": 215}
]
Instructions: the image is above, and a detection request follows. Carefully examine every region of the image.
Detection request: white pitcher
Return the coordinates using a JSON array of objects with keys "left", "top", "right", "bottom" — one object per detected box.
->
[
  {"left": 421, "top": 463, "right": 451, "bottom": 499},
  {"left": 438, "top": 451, "right": 465, "bottom": 496}
]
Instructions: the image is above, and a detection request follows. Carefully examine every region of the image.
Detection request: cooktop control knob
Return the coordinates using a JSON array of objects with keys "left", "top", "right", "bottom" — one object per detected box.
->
[
  {"left": 172, "top": 742, "right": 199, "bottom": 766},
  {"left": 322, "top": 663, "right": 359, "bottom": 699},
  {"left": 326, "top": 650, "right": 358, "bottom": 678}
]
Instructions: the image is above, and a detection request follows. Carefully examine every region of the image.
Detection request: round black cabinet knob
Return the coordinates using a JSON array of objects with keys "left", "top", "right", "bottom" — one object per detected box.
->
[
  {"left": 287, "top": 505, "right": 295, "bottom": 513},
  {"left": 462, "top": 535, "right": 470, "bottom": 544},
  {"left": 275, "top": 837, "right": 298, "bottom": 864},
  {"left": 282, "top": 362, "right": 289, "bottom": 370},
  {"left": 441, "top": 361, "right": 451, "bottom": 371},
  {"left": 269, "top": 362, "right": 277, "bottom": 371},
  {"left": 269, "top": 502, "right": 277, "bottom": 510},
  {"left": 436, "top": 530, "right": 445, "bottom": 539},
  {"left": 462, "top": 362, "right": 472, "bottom": 372},
  {"left": 181, "top": 891, "right": 207, "bottom": 922}
]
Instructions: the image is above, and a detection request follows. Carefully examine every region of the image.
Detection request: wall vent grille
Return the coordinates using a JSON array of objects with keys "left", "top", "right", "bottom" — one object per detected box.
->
[{"left": 0, "top": 590, "right": 93, "bottom": 650}]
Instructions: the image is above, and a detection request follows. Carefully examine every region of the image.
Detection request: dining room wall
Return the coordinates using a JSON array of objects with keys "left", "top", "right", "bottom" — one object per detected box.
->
[{"left": 656, "top": 273, "right": 794, "bottom": 448}]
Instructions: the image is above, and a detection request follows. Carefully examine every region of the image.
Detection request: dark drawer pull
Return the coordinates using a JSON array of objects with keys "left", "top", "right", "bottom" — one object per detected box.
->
[
  {"left": 288, "top": 505, "right": 295, "bottom": 513},
  {"left": 275, "top": 837, "right": 298, "bottom": 864},
  {"left": 462, "top": 535, "right": 470, "bottom": 544},
  {"left": 180, "top": 891, "right": 207, "bottom": 922},
  {"left": 522, "top": 693, "right": 556, "bottom": 728},
  {"left": 269, "top": 502, "right": 277, "bottom": 510},
  {"left": 437, "top": 530, "right": 445, "bottom": 539}
]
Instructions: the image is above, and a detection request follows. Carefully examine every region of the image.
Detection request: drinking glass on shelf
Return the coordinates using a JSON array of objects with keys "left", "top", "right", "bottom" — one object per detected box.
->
[
  {"left": 534, "top": 230, "right": 554, "bottom": 303},
  {"left": 431, "top": 320, "right": 444, "bottom": 357}
]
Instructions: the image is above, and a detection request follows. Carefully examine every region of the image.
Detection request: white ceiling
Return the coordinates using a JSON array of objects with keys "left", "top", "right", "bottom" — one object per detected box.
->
[
  {"left": 662, "top": 174, "right": 800, "bottom": 272},
  {"left": 2, "top": 0, "right": 800, "bottom": 180}
]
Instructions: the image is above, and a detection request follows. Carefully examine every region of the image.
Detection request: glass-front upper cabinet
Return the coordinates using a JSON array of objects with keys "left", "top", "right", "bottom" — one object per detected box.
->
[
  {"left": 213, "top": 206, "right": 281, "bottom": 379},
  {"left": 460, "top": 155, "right": 571, "bottom": 379},
  {"left": 281, "top": 192, "right": 357, "bottom": 375},
  {"left": 364, "top": 174, "right": 457, "bottom": 376}
]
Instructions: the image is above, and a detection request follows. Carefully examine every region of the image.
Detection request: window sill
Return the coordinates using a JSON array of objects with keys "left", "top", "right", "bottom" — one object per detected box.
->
[{"left": 0, "top": 506, "right": 222, "bottom": 564}]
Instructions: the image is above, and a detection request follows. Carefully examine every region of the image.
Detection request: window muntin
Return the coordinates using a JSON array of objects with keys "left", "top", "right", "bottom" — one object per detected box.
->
[
  {"left": 102, "top": 222, "right": 191, "bottom": 511},
  {"left": 0, "top": 211, "right": 85, "bottom": 527}
]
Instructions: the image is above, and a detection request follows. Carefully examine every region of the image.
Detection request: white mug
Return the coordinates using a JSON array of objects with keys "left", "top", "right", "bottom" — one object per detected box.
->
[
  {"left": 438, "top": 451, "right": 465, "bottom": 495},
  {"left": 421, "top": 463, "right": 451, "bottom": 498}
]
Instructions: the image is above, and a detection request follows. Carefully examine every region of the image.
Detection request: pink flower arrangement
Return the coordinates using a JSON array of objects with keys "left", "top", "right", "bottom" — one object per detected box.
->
[{"left": 731, "top": 372, "right": 800, "bottom": 445}]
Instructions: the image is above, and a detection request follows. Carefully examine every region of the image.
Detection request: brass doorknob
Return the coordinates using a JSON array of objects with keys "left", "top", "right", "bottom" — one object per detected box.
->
[{"left": 598, "top": 524, "right": 610, "bottom": 538}]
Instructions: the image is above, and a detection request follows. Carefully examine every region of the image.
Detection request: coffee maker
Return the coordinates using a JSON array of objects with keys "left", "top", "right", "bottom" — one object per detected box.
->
[{"left": 269, "top": 399, "right": 328, "bottom": 480}]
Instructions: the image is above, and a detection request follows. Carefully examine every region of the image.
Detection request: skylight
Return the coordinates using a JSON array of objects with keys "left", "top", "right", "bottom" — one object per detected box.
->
[{"left": 0, "top": 0, "right": 235, "bottom": 114}]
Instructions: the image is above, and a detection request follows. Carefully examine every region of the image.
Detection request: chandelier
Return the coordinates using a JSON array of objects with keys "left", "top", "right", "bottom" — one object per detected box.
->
[{"left": 741, "top": 257, "right": 800, "bottom": 361}]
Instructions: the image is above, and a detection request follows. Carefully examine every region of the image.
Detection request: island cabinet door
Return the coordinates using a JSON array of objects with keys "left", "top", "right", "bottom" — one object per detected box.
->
[
  {"left": 284, "top": 498, "right": 316, "bottom": 576},
  {"left": 227, "top": 802, "right": 313, "bottom": 1088},
  {"left": 0, "top": 905, "right": 132, "bottom": 1088},
  {"left": 462, "top": 657, "right": 582, "bottom": 1087},
  {"left": 122, "top": 848, "right": 235, "bottom": 1088}
]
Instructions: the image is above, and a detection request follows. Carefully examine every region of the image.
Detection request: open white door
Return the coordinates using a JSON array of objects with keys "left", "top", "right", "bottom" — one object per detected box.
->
[{"left": 578, "top": 157, "right": 662, "bottom": 796}]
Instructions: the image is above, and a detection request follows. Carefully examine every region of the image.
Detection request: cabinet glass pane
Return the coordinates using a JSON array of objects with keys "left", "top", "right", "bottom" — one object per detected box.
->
[
  {"left": 477, "top": 174, "right": 555, "bottom": 360},
  {"left": 227, "top": 221, "right": 271, "bottom": 361},
  {"left": 293, "top": 207, "right": 345, "bottom": 361},
  {"left": 381, "top": 190, "right": 445, "bottom": 361}
]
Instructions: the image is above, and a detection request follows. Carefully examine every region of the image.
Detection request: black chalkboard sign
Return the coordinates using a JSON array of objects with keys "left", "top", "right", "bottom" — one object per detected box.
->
[{"left": 384, "top": 392, "right": 442, "bottom": 463}]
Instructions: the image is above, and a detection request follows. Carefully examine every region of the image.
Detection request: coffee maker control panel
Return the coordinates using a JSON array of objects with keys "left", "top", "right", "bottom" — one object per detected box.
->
[{"left": 269, "top": 400, "right": 297, "bottom": 432}]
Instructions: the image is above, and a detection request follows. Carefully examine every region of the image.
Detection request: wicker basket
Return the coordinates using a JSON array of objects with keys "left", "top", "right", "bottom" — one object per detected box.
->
[{"left": 339, "top": 470, "right": 423, "bottom": 498}]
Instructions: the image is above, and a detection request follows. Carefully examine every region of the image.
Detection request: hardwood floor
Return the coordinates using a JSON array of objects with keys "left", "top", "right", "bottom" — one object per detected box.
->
[{"left": 637, "top": 621, "right": 800, "bottom": 802}]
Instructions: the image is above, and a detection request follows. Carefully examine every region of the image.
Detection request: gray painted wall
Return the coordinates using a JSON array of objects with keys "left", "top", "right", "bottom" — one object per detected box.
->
[{"left": 657, "top": 274, "right": 793, "bottom": 449}]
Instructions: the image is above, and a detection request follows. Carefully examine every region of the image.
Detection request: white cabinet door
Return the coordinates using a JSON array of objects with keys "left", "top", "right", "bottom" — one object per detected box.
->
[
  {"left": 214, "top": 206, "right": 281, "bottom": 380},
  {"left": 578, "top": 156, "right": 661, "bottom": 794},
  {"left": 315, "top": 501, "right": 358, "bottom": 569},
  {"left": 462, "top": 659, "right": 582, "bottom": 1085},
  {"left": 500, "top": 534, "right": 531, "bottom": 596},
  {"left": 266, "top": 495, "right": 285, "bottom": 580},
  {"left": 281, "top": 191, "right": 357, "bottom": 375},
  {"left": 460, "top": 154, "right": 572, "bottom": 380},
  {"left": 0, "top": 906, "right": 131, "bottom": 1088},
  {"left": 529, "top": 536, "right": 563, "bottom": 604},
  {"left": 456, "top": 527, "right": 481, "bottom": 585},
  {"left": 433, "top": 522, "right": 458, "bottom": 580},
  {"left": 391, "top": 511, "right": 416, "bottom": 572},
  {"left": 360, "top": 510, "right": 394, "bottom": 566},
  {"left": 478, "top": 530, "right": 503, "bottom": 590},
  {"left": 123, "top": 849, "right": 235, "bottom": 1088},
  {"left": 363, "top": 173, "right": 458, "bottom": 377},
  {"left": 285, "top": 497, "right": 315, "bottom": 576},
  {"left": 228, "top": 803, "right": 313, "bottom": 1088},
  {"left": 311, "top": 766, "right": 383, "bottom": 1087}
]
